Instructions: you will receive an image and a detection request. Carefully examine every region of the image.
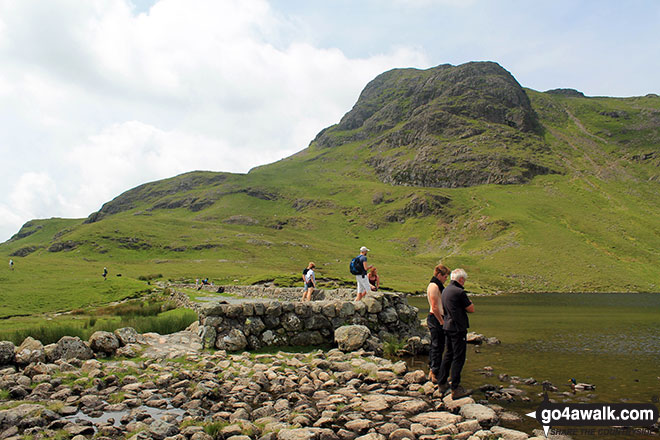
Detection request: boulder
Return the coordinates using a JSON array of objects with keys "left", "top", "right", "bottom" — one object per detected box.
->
[
  {"left": 334, "top": 325, "right": 371, "bottom": 351},
  {"left": 364, "top": 336, "right": 384, "bottom": 356},
  {"left": 199, "top": 325, "right": 217, "bottom": 349},
  {"left": 216, "top": 329, "right": 247, "bottom": 352},
  {"left": 114, "top": 327, "right": 140, "bottom": 345},
  {"left": 403, "top": 370, "right": 426, "bottom": 384},
  {"left": 53, "top": 336, "right": 94, "bottom": 361},
  {"left": 490, "top": 426, "right": 529, "bottom": 440},
  {"left": 466, "top": 333, "right": 484, "bottom": 344},
  {"left": 378, "top": 307, "right": 398, "bottom": 324},
  {"left": 362, "top": 296, "right": 383, "bottom": 314},
  {"left": 356, "top": 434, "right": 386, "bottom": 440},
  {"left": 89, "top": 331, "right": 120, "bottom": 354},
  {"left": 0, "top": 341, "right": 15, "bottom": 366},
  {"left": 410, "top": 411, "right": 462, "bottom": 428},
  {"left": 116, "top": 344, "right": 141, "bottom": 358},
  {"left": 389, "top": 429, "right": 415, "bottom": 440},
  {"left": 459, "top": 404, "right": 498, "bottom": 426},
  {"left": 15, "top": 337, "right": 45, "bottom": 366},
  {"left": 282, "top": 313, "right": 303, "bottom": 332},
  {"left": 278, "top": 428, "right": 321, "bottom": 440},
  {"left": 150, "top": 419, "right": 179, "bottom": 440}
]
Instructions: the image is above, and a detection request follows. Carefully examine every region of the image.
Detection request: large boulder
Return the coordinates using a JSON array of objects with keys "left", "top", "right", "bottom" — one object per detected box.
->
[
  {"left": 53, "top": 336, "right": 94, "bottom": 361},
  {"left": 335, "top": 325, "right": 371, "bottom": 351},
  {"left": 0, "top": 341, "right": 15, "bottom": 366},
  {"left": 89, "top": 331, "right": 120, "bottom": 354},
  {"left": 15, "top": 337, "right": 46, "bottom": 366}
]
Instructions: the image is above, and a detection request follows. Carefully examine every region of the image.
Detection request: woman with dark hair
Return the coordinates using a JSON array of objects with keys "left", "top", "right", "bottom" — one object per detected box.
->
[
  {"left": 427, "top": 263, "right": 450, "bottom": 384},
  {"left": 302, "top": 262, "right": 316, "bottom": 301}
]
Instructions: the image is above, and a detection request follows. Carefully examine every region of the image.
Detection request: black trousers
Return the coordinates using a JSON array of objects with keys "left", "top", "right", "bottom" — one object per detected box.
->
[
  {"left": 426, "top": 314, "right": 445, "bottom": 376},
  {"left": 438, "top": 330, "right": 467, "bottom": 390}
]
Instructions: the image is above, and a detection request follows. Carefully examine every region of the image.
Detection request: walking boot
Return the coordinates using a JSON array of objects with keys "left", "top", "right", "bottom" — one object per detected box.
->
[{"left": 451, "top": 385, "right": 473, "bottom": 399}]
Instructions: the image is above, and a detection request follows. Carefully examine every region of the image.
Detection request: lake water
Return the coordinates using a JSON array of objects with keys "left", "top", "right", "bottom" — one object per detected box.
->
[{"left": 407, "top": 293, "right": 660, "bottom": 438}]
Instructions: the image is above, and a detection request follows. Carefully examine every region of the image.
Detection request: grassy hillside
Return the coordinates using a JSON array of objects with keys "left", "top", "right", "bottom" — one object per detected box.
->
[{"left": 1, "top": 62, "right": 660, "bottom": 321}]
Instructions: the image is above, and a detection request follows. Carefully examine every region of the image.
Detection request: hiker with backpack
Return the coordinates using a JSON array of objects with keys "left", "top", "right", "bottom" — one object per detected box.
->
[
  {"left": 301, "top": 262, "right": 316, "bottom": 301},
  {"left": 350, "top": 246, "right": 373, "bottom": 301}
]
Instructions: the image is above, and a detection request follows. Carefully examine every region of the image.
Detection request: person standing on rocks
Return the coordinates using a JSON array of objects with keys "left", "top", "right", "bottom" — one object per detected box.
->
[
  {"left": 302, "top": 262, "right": 316, "bottom": 301},
  {"left": 427, "top": 263, "right": 450, "bottom": 384},
  {"left": 437, "top": 268, "right": 474, "bottom": 399},
  {"left": 354, "top": 246, "right": 373, "bottom": 301}
]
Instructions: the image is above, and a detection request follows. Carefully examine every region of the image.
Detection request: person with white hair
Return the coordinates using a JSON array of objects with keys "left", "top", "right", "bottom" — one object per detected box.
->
[{"left": 437, "top": 268, "right": 475, "bottom": 399}]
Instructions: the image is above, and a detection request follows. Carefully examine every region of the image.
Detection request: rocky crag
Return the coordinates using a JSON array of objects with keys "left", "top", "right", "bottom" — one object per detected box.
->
[{"left": 311, "top": 62, "right": 557, "bottom": 188}]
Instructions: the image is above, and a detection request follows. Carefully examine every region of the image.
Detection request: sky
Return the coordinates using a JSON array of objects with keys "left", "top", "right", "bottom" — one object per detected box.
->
[{"left": 0, "top": 0, "right": 658, "bottom": 242}]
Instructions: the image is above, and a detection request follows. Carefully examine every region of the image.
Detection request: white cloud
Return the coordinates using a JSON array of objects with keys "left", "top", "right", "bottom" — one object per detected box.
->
[{"left": 0, "top": 0, "right": 429, "bottom": 242}]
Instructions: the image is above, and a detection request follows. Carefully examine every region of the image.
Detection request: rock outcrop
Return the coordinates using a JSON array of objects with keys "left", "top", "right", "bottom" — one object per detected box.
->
[{"left": 312, "top": 61, "right": 559, "bottom": 188}]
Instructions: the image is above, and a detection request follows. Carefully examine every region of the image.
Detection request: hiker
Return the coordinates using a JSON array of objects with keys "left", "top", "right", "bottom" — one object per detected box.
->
[
  {"left": 437, "top": 268, "right": 475, "bottom": 399},
  {"left": 426, "top": 263, "right": 450, "bottom": 384},
  {"left": 9, "top": 259, "right": 13, "bottom": 271},
  {"left": 301, "top": 262, "right": 316, "bottom": 302},
  {"left": 102, "top": 267, "right": 108, "bottom": 280},
  {"left": 368, "top": 267, "right": 380, "bottom": 291},
  {"left": 197, "top": 278, "right": 210, "bottom": 290},
  {"left": 352, "top": 246, "right": 373, "bottom": 301}
]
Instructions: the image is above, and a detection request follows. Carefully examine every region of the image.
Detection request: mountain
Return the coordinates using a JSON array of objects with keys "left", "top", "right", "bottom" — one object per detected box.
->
[{"left": 2, "top": 61, "right": 660, "bottom": 318}]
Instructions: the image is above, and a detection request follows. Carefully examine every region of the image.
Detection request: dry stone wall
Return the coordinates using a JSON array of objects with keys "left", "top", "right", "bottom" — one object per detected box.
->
[
  {"left": 170, "top": 283, "right": 358, "bottom": 301},
  {"left": 197, "top": 292, "right": 422, "bottom": 351}
]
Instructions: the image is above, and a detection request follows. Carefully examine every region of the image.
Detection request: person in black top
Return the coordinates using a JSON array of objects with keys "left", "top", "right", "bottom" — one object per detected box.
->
[
  {"left": 437, "top": 268, "right": 475, "bottom": 399},
  {"left": 426, "top": 264, "right": 450, "bottom": 384}
]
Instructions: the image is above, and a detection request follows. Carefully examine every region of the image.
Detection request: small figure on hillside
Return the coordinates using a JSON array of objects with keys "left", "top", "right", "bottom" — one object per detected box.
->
[
  {"left": 102, "top": 267, "right": 108, "bottom": 280},
  {"left": 9, "top": 259, "right": 14, "bottom": 271},
  {"left": 437, "top": 268, "right": 475, "bottom": 399},
  {"left": 351, "top": 246, "right": 373, "bottom": 301},
  {"left": 368, "top": 267, "right": 380, "bottom": 291},
  {"left": 427, "top": 263, "right": 451, "bottom": 384},
  {"left": 195, "top": 278, "right": 199, "bottom": 288},
  {"left": 301, "top": 262, "right": 316, "bottom": 302}
]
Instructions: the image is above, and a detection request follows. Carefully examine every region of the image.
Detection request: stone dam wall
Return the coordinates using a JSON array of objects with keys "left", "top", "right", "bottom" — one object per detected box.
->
[{"left": 197, "top": 292, "right": 423, "bottom": 352}]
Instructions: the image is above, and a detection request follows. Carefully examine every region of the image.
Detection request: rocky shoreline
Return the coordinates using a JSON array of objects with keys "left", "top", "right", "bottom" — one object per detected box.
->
[{"left": 0, "top": 327, "right": 547, "bottom": 440}]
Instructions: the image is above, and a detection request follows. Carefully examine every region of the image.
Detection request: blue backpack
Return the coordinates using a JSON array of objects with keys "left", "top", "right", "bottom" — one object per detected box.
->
[{"left": 349, "top": 256, "right": 364, "bottom": 275}]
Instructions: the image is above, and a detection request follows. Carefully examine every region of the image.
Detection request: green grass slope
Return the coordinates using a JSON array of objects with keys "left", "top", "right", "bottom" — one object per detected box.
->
[{"left": 1, "top": 62, "right": 660, "bottom": 320}]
